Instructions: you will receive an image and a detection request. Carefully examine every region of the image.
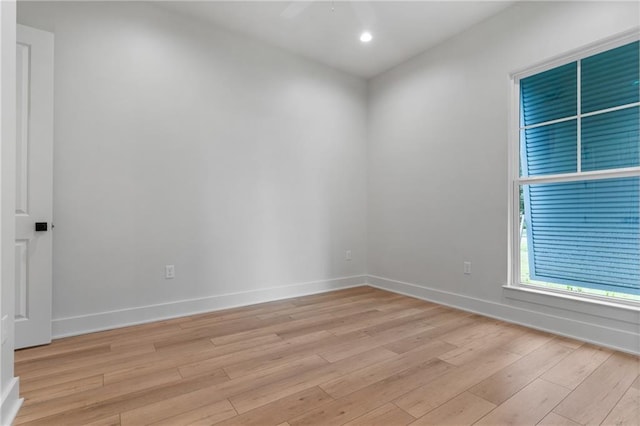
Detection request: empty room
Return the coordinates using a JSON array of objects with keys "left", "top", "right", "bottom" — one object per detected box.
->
[{"left": 0, "top": 0, "right": 639, "bottom": 425}]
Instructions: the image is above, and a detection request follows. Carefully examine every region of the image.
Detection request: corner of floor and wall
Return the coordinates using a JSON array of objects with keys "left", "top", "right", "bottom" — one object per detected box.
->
[
  {"left": 364, "top": 0, "right": 640, "bottom": 357},
  {"left": 2, "top": 1, "right": 640, "bottom": 424}
]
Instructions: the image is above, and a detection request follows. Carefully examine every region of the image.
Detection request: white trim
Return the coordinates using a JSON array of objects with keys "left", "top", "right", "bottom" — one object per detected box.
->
[
  {"left": 508, "top": 76, "right": 520, "bottom": 294},
  {"left": 520, "top": 102, "right": 639, "bottom": 131},
  {"left": 518, "top": 166, "right": 640, "bottom": 185},
  {"left": 581, "top": 102, "right": 640, "bottom": 119},
  {"left": 504, "top": 285, "right": 640, "bottom": 314},
  {"left": 0, "top": 2, "right": 20, "bottom": 425},
  {"left": 367, "top": 275, "right": 640, "bottom": 355},
  {"left": 511, "top": 28, "right": 640, "bottom": 80},
  {"left": 576, "top": 59, "right": 581, "bottom": 172},
  {"left": 520, "top": 115, "right": 576, "bottom": 131},
  {"left": 0, "top": 378, "right": 22, "bottom": 426},
  {"left": 52, "top": 275, "right": 367, "bottom": 338}
]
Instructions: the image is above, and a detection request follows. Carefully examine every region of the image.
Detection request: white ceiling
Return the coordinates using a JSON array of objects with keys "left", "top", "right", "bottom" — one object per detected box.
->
[{"left": 157, "top": 1, "right": 515, "bottom": 78}]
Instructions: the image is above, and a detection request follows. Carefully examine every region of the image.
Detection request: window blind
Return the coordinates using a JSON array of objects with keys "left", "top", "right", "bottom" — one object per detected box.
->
[
  {"left": 523, "top": 177, "right": 639, "bottom": 294},
  {"left": 520, "top": 40, "right": 640, "bottom": 295}
]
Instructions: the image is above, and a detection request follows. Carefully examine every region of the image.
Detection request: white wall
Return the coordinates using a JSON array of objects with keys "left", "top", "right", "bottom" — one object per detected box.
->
[
  {"left": 1, "top": 1, "right": 21, "bottom": 424},
  {"left": 367, "top": 1, "right": 640, "bottom": 354},
  {"left": 17, "top": 1, "right": 368, "bottom": 336}
]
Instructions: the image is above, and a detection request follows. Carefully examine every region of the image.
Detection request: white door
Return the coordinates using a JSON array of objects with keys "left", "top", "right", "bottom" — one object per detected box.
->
[{"left": 15, "top": 24, "right": 54, "bottom": 349}]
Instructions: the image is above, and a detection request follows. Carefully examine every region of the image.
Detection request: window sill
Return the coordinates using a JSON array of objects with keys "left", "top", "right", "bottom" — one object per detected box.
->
[{"left": 503, "top": 284, "right": 640, "bottom": 325}]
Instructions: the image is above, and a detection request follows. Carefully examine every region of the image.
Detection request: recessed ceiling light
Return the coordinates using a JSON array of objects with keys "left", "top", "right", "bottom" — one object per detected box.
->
[{"left": 360, "top": 32, "right": 372, "bottom": 43}]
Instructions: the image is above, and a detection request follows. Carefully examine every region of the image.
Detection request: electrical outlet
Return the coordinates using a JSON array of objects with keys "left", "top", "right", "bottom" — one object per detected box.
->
[
  {"left": 165, "top": 265, "right": 175, "bottom": 279},
  {"left": 463, "top": 261, "right": 472, "bottom": 275},
  {"left": 345, "top": 250, "right": 352, "bottom": 261}
]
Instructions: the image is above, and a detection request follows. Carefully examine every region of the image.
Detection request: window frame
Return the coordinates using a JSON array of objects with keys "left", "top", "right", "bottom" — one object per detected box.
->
[{"left": 507, "top": 29, "right": 640, "bottom": 307}]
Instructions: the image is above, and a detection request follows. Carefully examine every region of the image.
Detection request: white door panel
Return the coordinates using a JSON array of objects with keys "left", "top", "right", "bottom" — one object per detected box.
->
[{"left": 15, "top": 24, "right": 53, "bottom": 349}]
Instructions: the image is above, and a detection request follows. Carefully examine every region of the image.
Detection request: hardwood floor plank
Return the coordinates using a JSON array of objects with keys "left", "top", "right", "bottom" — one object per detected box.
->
[
  {"left": 209, "top": 310, "right": 361, "bottom": 346},
  {"left": 409, "top": 391, "right": 495, "bottom": 426},
  {"left": 216, "top": 386, "right": 334, "bottom": 426},
  {"left": 327, "top": 346, "right": 398, "bottom": 375},
  {"left": 154, "top": 315, "right": 294, "bottom": 350},
  {"left": 342, "top": 402, "right": 415, "bottom": 426},
  {"left": 319, "top": 339, "right": 455, "bottom": 398},
  {"left": 537, "top": 412, "right": 581, "bottom": 426},
  {"left": 553, "top": 351, "right": 639, "bottom": 425},
  {"left": 84, "top": 414, "right": 122, "bottom": 426},
  {"left": 406, "top": 307, "right": 472, "bottom": 329},
  {"left": 36, "top": 321, "right": 183, "bottom": 354},
  {"left": 120, "top": 355, "right": 328, "bottom": 425},
  {"left": 15, "top": 344, "right": 112, "bottom": 374},
  {"left": 107, "top": 330, "right": 194, "bottom": 351},
  {"left": 375, "top": 296, "right": 438, "bottom": 312},
  {"left": 467, "top": 339, "right": 575, "bottom": 405},
  {"left": 383, "top": 315, "right": 478, "bottom": 354},
  {"left": 317, "top": 321, "right": 435, "bottom": 363},
  {"left": 15, "top": 368, "right": 183, "bottom": 424},
  {"left": 553, "top": 336, "right": 585, "bottom": 350},
  {"left": 274, "top": 310, "right": 382, "bottom": 340},
  {"left": 336, "top": 307, "right": 451, "bottom": 339},
  {"left": 440, "top": 319, "right": 512, "bottom": 348},
  {"left": 150, "top": 398, "right": 237, "bottom": 426},
  {"left": 35, "top": 370, "right": 231, "bottom": 426},
  {"left": 288, "top": 359, "right": 453, "bottom": 426},
  {"left": 437, "top": 326, "right": 519, "bottom": 366},
  {"left": 475, "top": 379, "right": 570, "bottom": 425},
  {"left": 393, "top": 348, "right": 521, "bottom": 418},
  {"left": 102, "top": 342, "right": 221, "bottom": 385},
  {"left": 178, "top": 330, "right": 332, "bottom": 379},
  {"left": 21, "top": 374, "right": 104, "bottom": 405},
  {"left": 153, "top": 337, "right": 215, "bottom": 354},
  {"left": 498, "top": 326, "right": 555, "bottom": 356},
  {"left": 211, "top": 333, "right": 283, "bottom": 352},
  {"left": 212, "top": 296, "right": 400, "bottom": 345},
  {"left": 541, "top": 343, "right": 613, "bottom": 390},
  {"left": 327, "top": 307, "right": 426, "bottom": 336},
  {"left": 601, "top": 385, "right": 639, "bottom": 426},
  {"left": 229, "top": 346, "right": 398, "bottom": 414},
  {"left": 223, "top": 349, "right": 328, "bottom": 380},
  {"left": 17, "top": 343, "right": 157, "bottom": 385},
  {"left": 212, "top": 327, "right": 370, "bottom": 375}
]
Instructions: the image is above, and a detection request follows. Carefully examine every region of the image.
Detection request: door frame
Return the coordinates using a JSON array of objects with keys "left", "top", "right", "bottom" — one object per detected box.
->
[{"left": 0, "top": 0, "right": 22, "bottom": 424}]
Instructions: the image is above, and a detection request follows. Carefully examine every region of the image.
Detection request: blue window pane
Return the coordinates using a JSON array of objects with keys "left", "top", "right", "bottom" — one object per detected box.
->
[
  {"left": 523, "top": 177, "right": 640, "bottom": 294},
  {"left": 522, "top": 120, "right": 577, "bottom": 176},
  {"left": 582, "top": 106, "right": 640, "bottom": 171},
  {"left": 521, "top": 62, "right": 577, "bottom": 126},
  {"left": 581, "top": 41, "right": 640, "bottom": 114}
]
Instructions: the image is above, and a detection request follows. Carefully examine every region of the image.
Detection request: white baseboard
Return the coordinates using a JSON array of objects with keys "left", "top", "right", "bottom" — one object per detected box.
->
[
  {"left": 51, "top": 272, "right": 638, "bottom": 354},
  {"left": 367, "top": 274, "right": 640, "bottom": 355},
  {"left": 52, "top": 275, "right": 367, "bottom": 339},
  {"left": 0, "top": 377, "right": 22, "bottom": 426}
]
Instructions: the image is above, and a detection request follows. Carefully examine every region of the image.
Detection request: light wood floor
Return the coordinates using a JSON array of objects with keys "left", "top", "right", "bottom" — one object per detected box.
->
[{"left": 14, "top": 286, "right": 639, "bottom": 425}]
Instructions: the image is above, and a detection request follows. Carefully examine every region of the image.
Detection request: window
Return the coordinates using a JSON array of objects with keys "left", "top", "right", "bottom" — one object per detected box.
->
[{"left": 510, "top": 34, "right": 640, "bottom": 304}]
